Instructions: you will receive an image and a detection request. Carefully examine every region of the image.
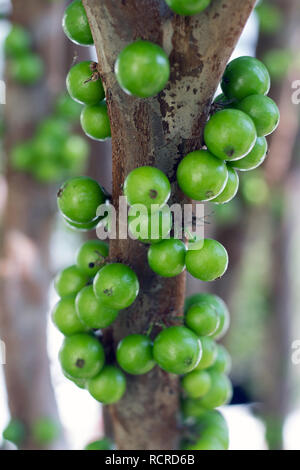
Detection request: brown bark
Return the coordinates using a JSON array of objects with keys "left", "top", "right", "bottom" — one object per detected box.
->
[{"left": 83, "top": 0, "right": 256, "bottom": 450}]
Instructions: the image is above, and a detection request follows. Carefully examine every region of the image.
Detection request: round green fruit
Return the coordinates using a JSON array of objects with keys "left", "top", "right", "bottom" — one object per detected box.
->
[
  {"left": 184, "top": 436, "right": 226, "bottom": 451},
  {"left": 55, "top": 92, "right": 82, "bottom": 122},
  {"left": 221, "top": 56, "right": 270, "bottom": 101},
  {"left": 59, "top": 333, "right": 105, "bottom": 379},
  {"left": 57, "top": 176, "right": 106, "bottom": 224},
  {"left": 147, "top": 238, "right": 186, "bottom": 277},
  {"left": 88, "top": 365, "right": 126, "bottom": 404},
  {"left": 229, "top": 136, "right": 267, "bottom": 171},
  {"left": 52, "top": 295, "right": 88, "bottom": 336},
  {"left": 194, "top": 337, "right": 217, "bottom": 370},
  {"left": 61, "top": 135, "right": 89, "bottom": 173},
  {"left": 115, "top": 40, "right": 170, "bottom": 98},
  {"left": 185, "top": 302, "right": 220, "bottom": 337},
  {"left": 62, "top": 0, "right": 93, "bottom": 46},
  {"left": 11, "top": 140, "right": 34, "bottom": 171},
  {"left": 33, "top": 133, "right": 61, "bottom": 162},
  {"left": 128, "top": 205, "right": 172, "bottom": 244},
  {"left": 116, "top": 334, "right": 155, "bottom": 375},
  {"left": 76, "top": 239, "right": 108, "bottom": 277},
  {"left": 182, "top": 369, "right": 211, "bottom": 399},
  {"left": 177, "top": 150, "right": 228, "bottom": 201},
  {"left": 80, "top": 102, "right": 111, "bottom": 141},
  {"left": 32, "top": 418, "right": 60, "bottom": 445},
  {"left": 54, "top": 265, "right": 89, "bottom": 298},
  {"left": 10, "top": 53, "right": 44, "bottom": 85},
  {"left": 236, "top": 94, "right": 280, "bottom": 137},
  {"left": 153, "top": 326, "right": 202, "bottom": 375},
  {"left": 198, "top": 371, "right": 232, "bottom": 409},
  {"left": 195, "top": 410, "right": 229, "bottom": 449},
  {"left": 5, "top": 25, "right": 31, "bottom": 57},
  {"left": 204, "top": 109, "right": 257, "bottom": 161},
  {"left": 186, "top": 239, "right": 228, "bottom": 282},
  {"left": 76, "top": 285, "right": 119, "bottom": 329},
  {"left": 165, "top": 0, "right": 211, "bottom": 16},
  {"left": 63, "top": 216, "right": 101, "bottom": 232},
  {"left": 37, "top": 117, "right": 70, "bottom": 143},
  {"left": 211, "top": 166, "right": 239, "bottom": 204},
  {"left": 209, "top": 345, "right": 232, "bottom": 375},
  {"left": 2, "top": 419, "right": 25, "bottom": 445},
  {"left": 66, "top": 61, "right": 105, "bottom": 105},
  {"left": 93, "top": 263, "right": 139, "bottom": 310},
  {"left": 85, "top": 438, "right": 114, "bottom": 450},
  {"left": 256, "top": 2, "right": 283, "bottom": 35},
  {"left": 124, "top": 166, "right": 171, "bottom": 212}
]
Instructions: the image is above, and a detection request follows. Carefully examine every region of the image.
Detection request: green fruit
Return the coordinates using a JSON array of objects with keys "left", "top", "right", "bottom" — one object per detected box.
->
[
  {"left": 76, "top": 239, "right": 109, "bottom": 276},
  {"left": 32, "top": 418, "right": 60, "bottom": 445},
  {"left": 182, "top": 369, "right": 211, "bottom": 399},
  {"left": 63, "top": 216, "right": 101, "bottom": 232},
  {"left": 80, "top": 102, "right": 111, "bottom": 141},
  {"left": 194, "top": 337, "right": 218, "bottom": 370},
  {"left": 263, "top": 49, "right": 293, "bottom": 81},
  {"left": 63, "top": 371, "right": 87, "bottom": 389},
  {"left": 185, "top": 303, "right": 220, "bottom": 337},
  {"left": 236, "top": 94, "right": 280, "bottom": 137},
  {"left": 256, "top": 2, "right": 283, "bottom": 35},
  {"left": 181, "top": 397, "right": 206, "bottom": 419},
  {"left": 153, "top": 326, "right": 202, "bottom": 375},
  {"left": 128, "top": 205, "right": 172, "bottom": 244},
  {"left": 76, "top": 285, "right": 119, "bottom": 329},
  {"left": 147, "top": 238, "right": 186, "bottom": 277},
  {"left": 52, "top": 295, "right": 88, "bottom": 336},
  {"left": 186, "top": 239, "right": 228, "bottom": 282},
  {"left": 37, "top": 117, "right": 70, "bottom": 142},
  {"left": 184, "top": 293, "right": 230, "bottom": 341},
  {"left": 33, "top": 134, "right": 61, "bottom": 163},
  {"left": 116, "top": 334, "right": 155, "bottom": 375},
  {"left": 211, "top": 166, "right": 239, "bottom": 204},
  {"left": 11, "top": 140, "right": 34, "bottom": 171},
  {"left": 209, "top": 345, "right": 232, "bottom": 375},
  {"left": 10, "top": 53, "right": 44, "bottom": 85},
  {"left": 2, "top": 419, "right": 25, "bottom": 445},
  {"left": 229, "top": 136, "right": 267, "bottom": 171},
  {"left": 213, "top": 93, "right": 236, "bottom": 107},
  {"left": 93, "top": 263, "right": 139, "bottom": 310},
  {"left": 85, "top": 438, "right": 114, "bottom": 450},
  {"left": 62, "top": 0, "right": 93, "bottom": 46},
  {"left": 33, "top": 161, "right": 63, "bottom": 184},
  {"left": 184, "top": 435, "right": 226, "bottom": 450},
  {"left": 61, "top": 135, "right": 89, "bottom": 173},
  {"left": 195, "top": 410, "right": 229, "bottom": 449},
  {"left": 242, "top": 171, "right": 270, "bottom": 206},
  {"left": 88, "top": 365, "right": 126, "bottom": 404},
  {"left": 5, "top": 25, "right": 31, "bottom": 57},
  {"left": 177, "top": 150, "right": 228, "bottom": 201},
  {"left": 59, "top": 333, "right": 105, "bottom": 379},
  {"left": 124, "top": 166, "right": 171, "bottom": 212},
  {"left": 57, "top": 176, "right": 106, "bottom": 223},
  {"left": 204, "top": 109, "right": 257, "bottom": 161},
  {"left": 55, "top": 92, "right": 82, "bottom": 122},
  {"left": 198, "top": 371, "right": 232, "bottom": 409},
  {"left": 115, "top": 40, "right": 170, "bottom": 98},
  {"left": 54, "top": 265, "right": 89, "bottom": 298},
  {"left": 67, "top": 61, "right": 105, "bottom": 105},
  {"left": 221, "top": 56, "right": 270, "bottom": 101},
  {"left": 165, "top": 0, "right": 211, "bottom": 16}
]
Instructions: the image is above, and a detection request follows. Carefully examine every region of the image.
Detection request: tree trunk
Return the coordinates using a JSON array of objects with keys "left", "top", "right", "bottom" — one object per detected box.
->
[{"left": 83, "top": 0, "right": 256, "bottom": 450}]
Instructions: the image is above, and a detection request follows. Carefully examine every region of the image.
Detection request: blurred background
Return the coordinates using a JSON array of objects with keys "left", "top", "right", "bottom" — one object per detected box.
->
[{"left": 0, "top": 0, "right": 300, "bottom": 450}]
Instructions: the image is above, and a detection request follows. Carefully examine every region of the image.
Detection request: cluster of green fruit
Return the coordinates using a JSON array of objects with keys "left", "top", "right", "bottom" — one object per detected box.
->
[
  {"left": 5, "top": 24, "right": 44, "bottom": 85},
  {"left": 11, "top": 93, "right": 89, "bottom": 183},
  {"left": 2, "top": 417, "right": 60, "bottom": 448}
]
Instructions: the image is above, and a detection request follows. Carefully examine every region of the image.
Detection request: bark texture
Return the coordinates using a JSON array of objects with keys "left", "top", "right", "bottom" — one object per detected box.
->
[{"left": 83, "top": 0, "right": 256, "bottom": 450}]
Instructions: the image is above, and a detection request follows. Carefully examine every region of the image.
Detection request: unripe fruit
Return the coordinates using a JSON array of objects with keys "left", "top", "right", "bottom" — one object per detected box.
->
[
  {"left": 80, "top": 103, "right": 111, "bottom": 141},
  {"left": 66, "top": 61, "right": 105, "bottom": 105},
  {"left": 76, "top": 285, "right": 119, "bottom": 329},
  {"left": 88, "top": 365, "right": 126, "bottom": 404},
  {"left": 5, "top": 25, "right": 31, "bottom": 57},
  {"left": 62, "top": 0, "right": 93, "bottom": 46},
  {"left": 147, "top": 238, "right": 186, "bottom": 277},
  {"left": 229, "top": 137, "right": 267, "bottom": 171},
  {"left": 128, "top": 205, "right": 172, "bottom": 244},
  {"left": 185, "top": 302, "right": 220, "bottom": 337},
  {"left": 55, "top": 92, "right": 82, "bottom": 122},
  {"left": 10, "top": 53, "right": 44, "bottom": 85},
  {"left": 11, "top": 140, "right": 34, "bottom": 171},
  {"left": 209, "top": 345, "right": 232, "bottom": 375},
  {"left": 194, "top": 337, "right": 218, "bottom": 370},
  {"left": 52, "top": 295, "right": 88, "bottom": 336},
  {"left": 85, "top": 438, "right": 114, "bottom": 450},
  {"left": 236, "top": 94, "right": 280, "bottom": 137},
  {"left": 186, "top": 239, "right": 228, "bottom": 282},
  {"left": 76, "top": 239, "right": 108, "bottom": 277},
  {"left": 61, "top": 135, "right": 89, "bottom": 173},
  {"left": 63, "top": 216, "right": 101, "bottom": 232},
  {"left": 54, "top": 265, "right": 89, "bottom": 298},
  {"left": 32, "top": 418, "right": 60, "bottom": 445},
  {"left": 117, "top": 334, "right": 156, "bottom": 375},
  {"left": 198, "top": 371, "right": 232, "bottom": 409},
  {"left": 182, "top": 369, "right": 211, "bottom": 399},
  {"left": 211, "top": 166, "right": 239, "bottom": 204},
  {"left": 2, "top": 419, "right": 25, "bottom": 445},
  {"left": 165, "top": 0, "right": 211, "bottom": 16}
]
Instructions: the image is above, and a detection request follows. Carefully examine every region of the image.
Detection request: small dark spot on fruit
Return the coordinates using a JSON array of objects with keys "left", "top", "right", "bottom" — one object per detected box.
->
[
  {"left": 57, "top": 187, "right": 63, "bottom": 198},
  {"left": 223, "top": 77, "right": 230, "bottom": 84},
  {"left": 184, "top": 357, "right": 193, "bottom": 366},
  {"left": 149, "top": 189, "right": 158, "bottom": 199},
  {"left": 89, "top": 262, "right": 95, "bottom": 268},
  {"left": 104, "top": 288, "right": 113, "bottom": 296},
  {"left": 76, "top": 359, "right": 85, "bottom": 368},
  {"left": 225, "top": 146, "right": 235, "bottom": 157},
  {"left": 205, "top": 190, "right": 214, "bottom": 198}
]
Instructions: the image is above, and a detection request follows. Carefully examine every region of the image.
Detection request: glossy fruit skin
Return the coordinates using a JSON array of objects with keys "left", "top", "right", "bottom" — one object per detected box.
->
[
  {"left": 52, "top": 295, "right": 88, "bottom": 336},
  {"left": 76, "top": 285, "right": 119, "bottom": 329},
  {"left": 165, "top": 0, "right": 211, "bottom": 16},
  {"left": 177, "top": 150, "right": 228, "bottom": 201},
  {"left": 153, "top": 326, "right": 202, "bottom": 375},
  {"left": 229, "top": 136, "right": 267, "bottom": 171},
  {"left": 88, "top": 365, "right": 126, "bottom": 404},
  {"left": 63, "top": 371, "right": 87, "bottom": 389},
  {"left": 62, "top": 0, "right": 93, "bottom": 46},
  {"left": 85, "top": 438, "right": 114, "bottom": 450},
  {"left": 128, "top": 205, "right": 172, "bottom": 244},
  {"left": 186, "top": 239, "right": 228, "bottom": 282},
  {"left": 67, "top": 61, "right": 105, "bottom": 105},
  {"left": 117, "top": 334, "right": 156, "bottom": 375},
  {"left": 5, "top": 25, "right": 31, "bottom": 57},
  {"left": 198, "top": 371, "right": 232, "bottom": 409},
  {"left": 147, "top": 238, "right": 186, "bottom": 278},
  {"left": 76, "top": 239, "right": 108, "bottom": 276},
  {"left": 2, "top": 419, "right": 25, "bottom": 445},
  {"left": 204, "top": 109, "right": 257, "bottom": 161},
  {"left": 55, "top": 92, "right": 82, "bottom": 122},
  {"left": 10, "top": 53, "right": 44, "bottom": 85},
  {"left": 185, "top": 303, "right": 220, "bottom": 337},
  {"left": 182, "top": 369, "right": 211, "bottom": 399},
  {"left": 221, "top": 56, "right": 270, "bottom": 101},
  {"left": 183, "top": 410, "right": 229, "bottom": 450},
  {"left": 57, "top": 176, "right": 106, "bottom": 224},
  {"left": 124, "top": 166, "right": 171, "bottom": 212},
  {"left": 93, "top": 263, "right": 139, "bottom": 310},
  {"left": 54, "top": 265, "right": 89, "bottom": 298},
  {"left": 32, "top": 418, "right": 60, "bottom": 445},
  {"left": 59, "top": 333, "right": 105, "bottom": 379},
  {"left": 194, "top": 337, "right": 217, "bottom": 370},
  {"left": 236, "top": 94, "right": 280, "bottom": 137},
  {"left": 209, "top": 344, "right": 232, "bottom": 375},
  {"left": 81, "top": 102, "right": 111, "bottom": 141},
  {"left": 115, "top": 40, "right": 170, "bottom": 98},
  {"left": 211, "top": 166, "right": 239, "bottom": 204},
  {"left": 64, "top": 216, "right": 101, "bottom": 232},
  {"left": 184, "top": 293, "right": 230, "bottom": 341}
]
